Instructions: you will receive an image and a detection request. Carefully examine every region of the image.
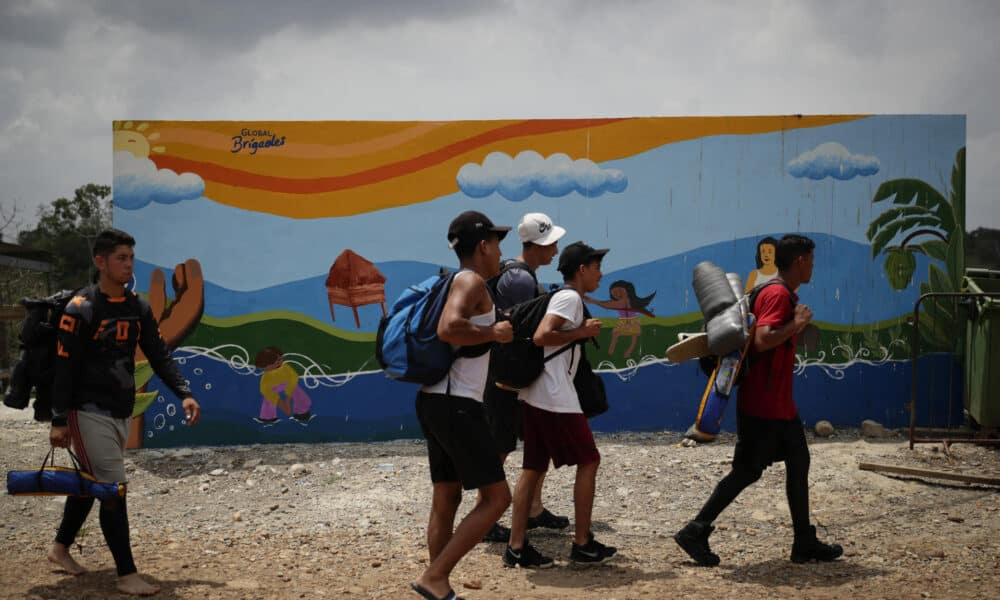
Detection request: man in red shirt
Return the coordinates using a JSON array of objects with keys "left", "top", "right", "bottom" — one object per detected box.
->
[{"left": 674, "top": 234, "right": 842, "bottom": 566}]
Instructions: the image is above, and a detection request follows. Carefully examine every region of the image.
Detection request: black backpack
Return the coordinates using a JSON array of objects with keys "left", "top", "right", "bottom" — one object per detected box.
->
[
  {"left": 698, "top": 279, "right": 795, "bottom": 378},
  {"left": 486, "top": 259, "right": 537, "bottom": 302},
  {"left": 490, "top": 288, "right": 591, "bottom": 391},
  {"left": 3, "top": 288, "right": 83, "bottom": 421}
]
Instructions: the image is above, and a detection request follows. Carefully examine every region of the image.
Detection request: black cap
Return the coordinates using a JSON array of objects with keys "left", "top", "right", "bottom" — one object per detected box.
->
[
  {"left": 558, "top": 241, "right": 609, "bottom": 274},
  {"left": 447, "top": 211, "right": 511, "bottom": 249}
]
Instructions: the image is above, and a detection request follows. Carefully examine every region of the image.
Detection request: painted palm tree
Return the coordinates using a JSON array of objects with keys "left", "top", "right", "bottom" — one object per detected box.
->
[{"left": 866, "top": 147, "right": 965, "bottom": 351}]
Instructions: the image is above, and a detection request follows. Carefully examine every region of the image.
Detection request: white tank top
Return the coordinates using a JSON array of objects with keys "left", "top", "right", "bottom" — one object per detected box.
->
[
  {"left": 754, "top": 270, "right": 779, "bottom": 286},
  {"left": 422, "top": 272, "right": 496, "bottom": 402}
]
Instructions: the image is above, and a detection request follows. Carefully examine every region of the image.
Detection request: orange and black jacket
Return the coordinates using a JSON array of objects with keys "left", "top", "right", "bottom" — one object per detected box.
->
[{"left": 51, "top": 285, "right": 192, "bottom": 425}]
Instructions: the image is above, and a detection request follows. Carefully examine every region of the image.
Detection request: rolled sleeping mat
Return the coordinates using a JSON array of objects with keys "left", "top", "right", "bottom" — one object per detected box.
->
[
  {"left": 725, "top": 272, "right": 749, "bottom": 325},
  {"left": 725, "top": 272, "right": 744, "bottom": 300},
  {"left": 706, "top": 302, "right": 748, "bottom": 356},
  {"left": 7, "top": 467, "right": 125, "bottom": 500},
  {"left": 692, "top": 262, "right": 738, "bottom": 321}
]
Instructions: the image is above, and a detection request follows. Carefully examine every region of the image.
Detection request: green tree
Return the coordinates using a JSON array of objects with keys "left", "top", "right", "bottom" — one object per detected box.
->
[
  {"left": 866, "top": 147, "right": 965, "bottom": 351},
  {"left": 17, "top": 184, "right": 112, "bottom": 289}
]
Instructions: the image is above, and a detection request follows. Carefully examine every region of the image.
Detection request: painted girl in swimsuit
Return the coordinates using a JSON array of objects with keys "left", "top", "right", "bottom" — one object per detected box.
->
[{"left": 584, "top": 280, "right": 655, "bottom": 358}]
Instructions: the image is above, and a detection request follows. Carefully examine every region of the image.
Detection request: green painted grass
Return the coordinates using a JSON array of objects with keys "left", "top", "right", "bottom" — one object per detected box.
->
[{"left": 180, "top": 311, "right": 915, "bottom": 376}]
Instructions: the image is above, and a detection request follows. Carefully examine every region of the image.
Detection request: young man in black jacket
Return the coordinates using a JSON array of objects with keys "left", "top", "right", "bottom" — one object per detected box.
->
[{"left": 47, "top": 229, "right": 201, "bottom": 596}]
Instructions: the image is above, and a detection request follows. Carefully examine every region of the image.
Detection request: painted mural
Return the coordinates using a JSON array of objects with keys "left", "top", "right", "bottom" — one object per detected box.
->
[{"left": 110, "top": 116, "right": 967, "bottom": 448}]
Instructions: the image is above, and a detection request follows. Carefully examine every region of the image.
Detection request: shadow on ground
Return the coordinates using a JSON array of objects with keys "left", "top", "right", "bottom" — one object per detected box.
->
[
  {"left": 28, "top": 568, "right": 226, "bottom": 600},
  {"left": 718, "top": 558, "right": 888, "bottom": 588}
]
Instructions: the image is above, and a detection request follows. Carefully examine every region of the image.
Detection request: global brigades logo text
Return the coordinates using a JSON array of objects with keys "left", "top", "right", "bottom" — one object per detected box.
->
[{"left": 231, "top": 128, "right": 286, "bottom": 155}]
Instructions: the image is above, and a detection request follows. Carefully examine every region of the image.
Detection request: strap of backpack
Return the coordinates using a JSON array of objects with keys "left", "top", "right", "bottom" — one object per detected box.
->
[
  {"left": 748, "top": 279, "right": 795, "bottom": 313},
  {"left": 540, "top": 286, "right": 599, "bottom": 362},
  {"left": 747, "top": 278, "right": 796, "bottom": 389}
]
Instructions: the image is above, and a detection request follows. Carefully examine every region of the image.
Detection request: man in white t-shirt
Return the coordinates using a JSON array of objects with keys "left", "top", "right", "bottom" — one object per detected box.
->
[
  {"left": 481, "top": 212, "right": 570, "bottom": 544},
  {"left": 503, "top": 241, "right": 619, "bottom": 568}
]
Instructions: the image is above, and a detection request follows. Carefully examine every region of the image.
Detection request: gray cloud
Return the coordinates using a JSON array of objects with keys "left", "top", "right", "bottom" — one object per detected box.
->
[
  {"left": 1, "top": 0, "right": 998, "bottom": 236},
  {"left": 1, "top": 0, "right": 500, "bottom": 50},
  {"left": 101, "top": 0, "right": 501, "bottom": 51},
  {"left": 0, "top": 1, "right": 88, "bottom": 48}
]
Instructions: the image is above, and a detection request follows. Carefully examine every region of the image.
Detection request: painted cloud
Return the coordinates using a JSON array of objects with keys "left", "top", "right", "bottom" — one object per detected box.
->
[
  {"left": 787, "top": 142, "right": 880, "bottom": 181},
  {"left": 457, "top": 151, "right": 628, "bottom": 201},
  {"left": 113, "top": 151, "right": 205, "bottom": 210}
]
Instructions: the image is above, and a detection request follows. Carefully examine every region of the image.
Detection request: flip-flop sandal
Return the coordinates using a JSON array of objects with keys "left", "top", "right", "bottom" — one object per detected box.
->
[{"left": 411, "top": 582, "right": 462, "bottom": 600}]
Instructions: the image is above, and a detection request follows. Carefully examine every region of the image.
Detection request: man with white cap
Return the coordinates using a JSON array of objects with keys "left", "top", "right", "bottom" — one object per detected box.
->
[{"left": 480, "top": 212, "right": 571, "bottom": 545}]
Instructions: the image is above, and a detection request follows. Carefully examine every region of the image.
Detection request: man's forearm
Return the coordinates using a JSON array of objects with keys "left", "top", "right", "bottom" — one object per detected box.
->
[
  {"left": 755, "top": 320, "right": 800, "bottom": 352},
  {"left": 439, "top": 319, "right": 496, "bottom": 346},
  {"left": 534, "top": 326, "right": 587, "bottom": 347}
]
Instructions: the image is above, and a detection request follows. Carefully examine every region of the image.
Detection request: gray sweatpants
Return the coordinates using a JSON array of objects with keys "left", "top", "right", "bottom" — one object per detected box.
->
[{"left": 68, "top": 409, "right": 130, "bottom": 483}]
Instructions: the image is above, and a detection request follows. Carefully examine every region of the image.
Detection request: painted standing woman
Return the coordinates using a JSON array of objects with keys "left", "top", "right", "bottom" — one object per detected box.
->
[
  {"left": 584, "top": 280, "right": 654, "bottom": 358},
  {"left": 745, "top": 236, "right": 779, "bottom": 293}
]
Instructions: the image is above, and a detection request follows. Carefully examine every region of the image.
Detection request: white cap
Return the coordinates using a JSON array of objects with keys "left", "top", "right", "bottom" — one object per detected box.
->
[{"left": 517, "top": 212, "right": 566, "bottom": 246}]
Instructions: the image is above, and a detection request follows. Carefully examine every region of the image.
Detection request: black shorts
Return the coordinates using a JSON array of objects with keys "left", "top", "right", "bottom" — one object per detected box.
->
[
  {"left": 732, "top": 413, "right": 809, "bottom": 473},
  {"left": 483, "top": 383, "right": 521, "bottom": 455},
  {"left": 416, "top": 392, "right": 506, "bottom": 490}
]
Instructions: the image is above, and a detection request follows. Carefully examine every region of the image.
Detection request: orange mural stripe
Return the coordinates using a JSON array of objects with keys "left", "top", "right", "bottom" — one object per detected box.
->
[
  {"left": 151, "top": 119, "right": 626, "bottom": 194},
  {"left": 136, "top": 115, "right": 868, "bottom": 219},
  {"left": 155, "top": 122, "right": 451, "bottom": 160}
]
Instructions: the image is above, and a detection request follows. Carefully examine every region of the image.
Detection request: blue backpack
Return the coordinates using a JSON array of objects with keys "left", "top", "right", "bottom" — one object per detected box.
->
[{"left": 375, "top": 273, "right": 457, "bottom": 384}]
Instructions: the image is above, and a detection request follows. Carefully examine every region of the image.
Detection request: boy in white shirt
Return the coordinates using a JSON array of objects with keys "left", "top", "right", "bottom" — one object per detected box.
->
[{"left": 504, "top": 242, "right": 618, "bottom": 568}]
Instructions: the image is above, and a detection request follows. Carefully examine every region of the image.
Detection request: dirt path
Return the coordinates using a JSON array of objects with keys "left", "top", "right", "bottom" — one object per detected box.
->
[{"left": 1, "top": 404, "right": 997, "bottom": 599}]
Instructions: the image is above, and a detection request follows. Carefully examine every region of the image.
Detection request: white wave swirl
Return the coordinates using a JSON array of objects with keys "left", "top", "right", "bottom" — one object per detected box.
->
[
  {"left": 794, "top": 337, "right": 908, "bottom": 380},
  {"left": 175, "top": 345, "right": 382, "bottom": 387},
  {"left": 175, "top": 345, "right": 256, "bottom": 375},
  {"left": 595, "top": 354, "right": 680, "bottom": 382}
]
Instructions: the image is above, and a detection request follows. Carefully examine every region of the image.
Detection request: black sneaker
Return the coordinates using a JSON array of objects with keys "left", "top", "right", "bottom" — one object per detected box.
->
[
  {"left": 570, "top": 533, "right": 617, "bottom": 564},
  {"left": 674, "top": 520, "right": 720, "bottom": 566},
  {"left": 503, "top": 541, "right": 554, "bottom": 569},
  {"left": 482, "top": 522, "right": 511, "bottom": 543},
  {"left": 527, "top": 508, "right": 570, "bottom": 530},
  {"left": 791, "top": 526, "right": 843, "bottom": 563}
]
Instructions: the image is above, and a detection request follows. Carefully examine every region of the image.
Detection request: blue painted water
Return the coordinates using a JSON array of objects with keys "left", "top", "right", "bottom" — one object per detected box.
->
[
  {"left": 133, "top": 232, "right": 934, "bottom": 332},
  {"left": 143, "top": 352, "right": 962, "bottom": 448}
]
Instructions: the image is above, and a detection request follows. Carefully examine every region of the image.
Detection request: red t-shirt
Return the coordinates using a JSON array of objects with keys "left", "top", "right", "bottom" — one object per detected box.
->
[{"left": 737, "top": 283, "right": 798, "bottom": 420}]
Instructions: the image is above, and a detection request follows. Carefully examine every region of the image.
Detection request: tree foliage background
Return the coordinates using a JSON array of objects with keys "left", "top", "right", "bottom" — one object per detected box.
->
[
  {"left": 16, "top": 184, "right": 113, "bottom": 290},
  {"left": 1, "top": 184, "right": 112, "bottom": 370}
]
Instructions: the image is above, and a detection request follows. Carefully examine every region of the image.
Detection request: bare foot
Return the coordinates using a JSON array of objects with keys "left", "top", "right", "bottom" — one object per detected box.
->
[
  {"left": 117, "top": 573, "right": 160, "bottom": 596},
  {"left": 47, "top": 544, "right": 87, "bottom": 575}
]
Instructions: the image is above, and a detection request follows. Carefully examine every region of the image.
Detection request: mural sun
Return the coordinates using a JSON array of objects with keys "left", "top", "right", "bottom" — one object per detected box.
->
[{"left": 113, "top": 120, "right": 165, "bottom": 158}]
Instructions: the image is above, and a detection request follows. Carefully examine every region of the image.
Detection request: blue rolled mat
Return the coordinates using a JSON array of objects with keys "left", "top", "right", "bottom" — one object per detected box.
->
[{"left": 6, "top": 449, "right": 124, "bottom": 500}]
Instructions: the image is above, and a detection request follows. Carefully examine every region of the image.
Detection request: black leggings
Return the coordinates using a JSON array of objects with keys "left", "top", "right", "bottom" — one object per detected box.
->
[
  {"left": 55, "top": 494, "right": 136, "bottom": 576},
  {"left": 696, "top": 415, "right": 811, "bottom": 532}
]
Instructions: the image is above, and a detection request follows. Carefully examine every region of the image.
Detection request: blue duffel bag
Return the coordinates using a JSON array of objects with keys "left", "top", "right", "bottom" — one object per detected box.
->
[{"left": 7, "top": 448, "right": 124, "bottom": 500}]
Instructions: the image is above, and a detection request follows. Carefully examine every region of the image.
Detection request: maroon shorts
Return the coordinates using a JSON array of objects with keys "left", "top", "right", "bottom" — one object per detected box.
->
[{"left": 521, "top": 403, "right": 600, "bottom": 472}]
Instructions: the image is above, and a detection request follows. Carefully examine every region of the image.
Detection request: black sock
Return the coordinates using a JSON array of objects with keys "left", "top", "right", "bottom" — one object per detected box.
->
[
  {"left": 55, "top": 496, "right": 95, "bottom": 547},
  {"left": 99, "top": 496, "right": 137, "bottom": 576}
]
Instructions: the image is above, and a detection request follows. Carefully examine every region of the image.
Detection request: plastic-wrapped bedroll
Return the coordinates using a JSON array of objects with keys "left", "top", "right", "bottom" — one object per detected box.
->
[{"left": 692, "top": 262, "right": 738, "bottom": 321}]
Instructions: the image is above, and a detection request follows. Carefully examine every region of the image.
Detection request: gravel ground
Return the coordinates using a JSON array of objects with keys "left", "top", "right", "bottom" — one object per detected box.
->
[{"left": 1, "top": 403, "right": 998, "bottom": 599}]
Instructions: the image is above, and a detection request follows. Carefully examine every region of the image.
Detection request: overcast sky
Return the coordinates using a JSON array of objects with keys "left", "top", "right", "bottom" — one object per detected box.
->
[{"left": 2, "top": 0, "right": 998, "bottom": 237}]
